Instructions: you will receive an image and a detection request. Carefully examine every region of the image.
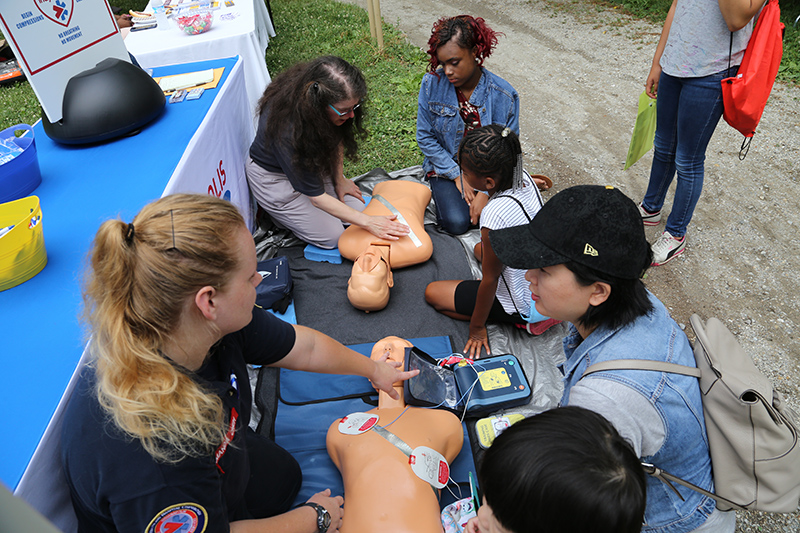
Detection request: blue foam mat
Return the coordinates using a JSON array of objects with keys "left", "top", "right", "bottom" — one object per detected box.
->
[
  {"left": 303, "top": 244, "right": 342, "bottom": 264},
  {"left": 266, "top": 300, "right": 297, "bottom": 325},
  {"left": 274, "top": 336, "right": 477, "bottom": 508}
]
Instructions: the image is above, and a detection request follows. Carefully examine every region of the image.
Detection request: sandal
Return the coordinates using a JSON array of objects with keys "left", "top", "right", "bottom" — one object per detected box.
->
[{"left": 531, "top": 174, "right": 553, "bottom": 191}]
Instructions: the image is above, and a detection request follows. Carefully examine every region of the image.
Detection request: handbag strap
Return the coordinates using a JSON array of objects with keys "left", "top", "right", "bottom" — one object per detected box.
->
[
  {"left": 641, "top": 463, "right": 745, "bottom": 511},
  {"left": 580, "top": 359, "right": 750, "bottom": 510},
  {"left": 496, "top": 195, "right": 532, "bottom": 316},
  {"left": 494, "top": 194, "right": 532, "bottom": 223},
  {"left": 582, "top": 359, "right": 701, "bottom": 378},
  {"left": 727, "top": 30, "right": 733, "bottom": 78}
]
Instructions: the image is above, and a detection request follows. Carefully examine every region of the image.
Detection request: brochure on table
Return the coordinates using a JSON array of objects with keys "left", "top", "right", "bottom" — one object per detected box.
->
[{"left": 0, "top": 0, "right": 130, "bottom": 122}]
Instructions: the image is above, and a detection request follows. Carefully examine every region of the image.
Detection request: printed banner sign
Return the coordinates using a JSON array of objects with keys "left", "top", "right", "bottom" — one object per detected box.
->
[
  {"left": 162, "top": 58, "right": 255, "bottom": 231},
  {"left": 0, "top": 0, "right": 130, "bottom": 122}
]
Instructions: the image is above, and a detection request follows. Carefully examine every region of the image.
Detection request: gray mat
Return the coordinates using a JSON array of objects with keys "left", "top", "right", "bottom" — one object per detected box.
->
[
  {"left": 282, "top": 224, "right": 472, "bottom": 348},
  {"left": 253, "top": 166, "right": 565, "bottom": 418}
]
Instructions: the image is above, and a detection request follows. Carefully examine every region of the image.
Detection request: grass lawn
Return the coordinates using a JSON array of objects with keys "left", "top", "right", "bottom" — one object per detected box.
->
[{"left": 261, "top": 0, "right": 427, "bottom": 177}]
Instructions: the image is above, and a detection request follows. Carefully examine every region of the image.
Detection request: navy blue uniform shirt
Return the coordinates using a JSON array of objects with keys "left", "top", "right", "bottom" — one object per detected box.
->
[{"left": 61, "top": 309, "right": 295, "bottom": 533}]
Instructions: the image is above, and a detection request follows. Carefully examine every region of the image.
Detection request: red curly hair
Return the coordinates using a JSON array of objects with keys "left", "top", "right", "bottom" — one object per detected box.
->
[{"left": 426, "top": 15, "right": 502, "bottom": 74}]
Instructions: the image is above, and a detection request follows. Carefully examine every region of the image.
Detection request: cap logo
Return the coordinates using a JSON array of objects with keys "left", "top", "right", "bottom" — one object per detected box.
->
[{"left": 583, "top": 244, "right": 598, "bottom": 257}]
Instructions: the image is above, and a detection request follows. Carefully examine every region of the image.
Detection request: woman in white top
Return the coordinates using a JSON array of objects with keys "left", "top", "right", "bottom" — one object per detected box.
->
[{"left": 639, "top": 0, "right": 767, "bottom": 265}]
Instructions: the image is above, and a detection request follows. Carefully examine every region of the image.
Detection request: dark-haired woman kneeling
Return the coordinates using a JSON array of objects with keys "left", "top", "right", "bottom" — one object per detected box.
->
[{"left": 247, "top": 56, "right": 409, "bottom": 249}]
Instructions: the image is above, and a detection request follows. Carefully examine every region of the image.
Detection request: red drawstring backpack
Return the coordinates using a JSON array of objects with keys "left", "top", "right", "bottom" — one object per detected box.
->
[{"left": 721, "top": 0, "right": 784, "bottom": 159}]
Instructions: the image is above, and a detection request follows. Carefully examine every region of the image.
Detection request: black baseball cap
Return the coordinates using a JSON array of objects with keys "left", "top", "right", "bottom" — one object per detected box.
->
[{"left": 489, "top": 185, "right": 650, "bottom": 280}]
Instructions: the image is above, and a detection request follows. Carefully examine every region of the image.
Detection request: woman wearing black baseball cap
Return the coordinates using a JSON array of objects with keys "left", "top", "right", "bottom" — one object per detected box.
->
[{"left": 489, "top": 185, "right": 734, "bottom": 533}]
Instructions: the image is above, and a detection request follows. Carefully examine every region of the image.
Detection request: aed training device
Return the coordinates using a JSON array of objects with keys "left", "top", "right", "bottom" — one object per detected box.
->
[{"left": 403, "top": 346, "right": 531, "bottom": 416}]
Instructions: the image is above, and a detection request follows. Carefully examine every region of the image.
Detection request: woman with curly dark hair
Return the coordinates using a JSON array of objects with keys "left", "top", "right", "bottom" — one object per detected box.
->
[
  {"left": 247, "top": 56, "right": 409, "bottom": 248},
  {"left": 417, "top": 15, "right": 543, "bottom": 236}
]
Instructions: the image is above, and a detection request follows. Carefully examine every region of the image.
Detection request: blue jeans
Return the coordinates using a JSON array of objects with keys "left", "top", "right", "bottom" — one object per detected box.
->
[
  {"left": 429, "top": 175, "right": 471, "bottom": 235},
  {"left": 641, "top": 69, "right": 732, "bottom": 238}
]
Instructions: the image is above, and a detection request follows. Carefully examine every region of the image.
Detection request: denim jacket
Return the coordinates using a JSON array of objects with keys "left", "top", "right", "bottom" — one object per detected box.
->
[
  {"left": 416, "top": 68, "right": 519, "bottom": 180},
  {"left": 561, "top": 293, "right": 717, "bottom": 533}
]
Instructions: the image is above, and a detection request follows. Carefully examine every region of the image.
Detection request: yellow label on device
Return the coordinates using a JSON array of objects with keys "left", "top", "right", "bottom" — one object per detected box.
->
[
  {"left": 476, "top": 414, "right": 526, "bottom": 448},
  {"left": 478, "top": 368, "right": 510, "bottom": 391}
]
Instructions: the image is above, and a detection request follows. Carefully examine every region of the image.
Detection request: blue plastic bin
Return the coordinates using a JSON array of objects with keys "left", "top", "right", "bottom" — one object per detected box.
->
[{"left": 0, "top": 124, "right": 42, "bottom": 204}]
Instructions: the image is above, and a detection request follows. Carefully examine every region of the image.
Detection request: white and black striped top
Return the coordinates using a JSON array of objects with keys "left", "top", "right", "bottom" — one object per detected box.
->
[{"left": 479, "top": 172, "right": 544, "bottom": 316}]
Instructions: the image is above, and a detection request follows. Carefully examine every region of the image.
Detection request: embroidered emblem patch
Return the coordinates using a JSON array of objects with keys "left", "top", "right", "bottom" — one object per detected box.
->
[
  {"left": 583, "top": 243, "right": 598, "bottom": 257},
  {"left": 145, "top": 503, "right": 208, "bottom": 533}
]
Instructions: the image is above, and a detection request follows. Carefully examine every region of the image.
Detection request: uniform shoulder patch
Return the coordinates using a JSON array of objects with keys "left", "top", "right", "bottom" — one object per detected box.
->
[{"left": 145, "top": 503, "right": 208, "bottom": 533}]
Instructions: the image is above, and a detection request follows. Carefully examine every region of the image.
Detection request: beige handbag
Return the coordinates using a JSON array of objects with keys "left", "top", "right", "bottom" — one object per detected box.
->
[{"left": 583, "top": 314, "right": 800, "bottom": 512}]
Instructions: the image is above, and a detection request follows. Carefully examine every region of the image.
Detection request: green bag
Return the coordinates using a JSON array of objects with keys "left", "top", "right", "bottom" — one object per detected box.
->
[{"left": 624, "top": 91, "right": 657, "bottom": 170}]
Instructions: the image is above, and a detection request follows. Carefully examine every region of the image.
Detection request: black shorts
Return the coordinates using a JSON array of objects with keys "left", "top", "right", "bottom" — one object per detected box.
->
[{"left": 453, "top": 280, "right": 526, "bottom": 325}]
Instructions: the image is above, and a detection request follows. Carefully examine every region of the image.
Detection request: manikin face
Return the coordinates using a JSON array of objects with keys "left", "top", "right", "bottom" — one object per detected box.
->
[
  {"left": 326, "top": 96, "right": 361, "bottom": 126},
  {"left": 369, "top": 336, "right": 412, "bottom": 388},
  {"left": 435, "top": 39, "right": 480, "bottom": 89},
  {"left": 524, "top": 264, "right": 596, "bottom": 325},
  {"left": 347, "top": 246, "right": 393, "bottom": 312}
]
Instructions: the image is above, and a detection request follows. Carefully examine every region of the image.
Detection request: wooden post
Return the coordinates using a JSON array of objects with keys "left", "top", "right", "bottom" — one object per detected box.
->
[
  {"left": 368, "top": 0, "right": 384, "bottom": 50},
  {"left": 366, "top": 0, "right": 377, "bottom": 40}
]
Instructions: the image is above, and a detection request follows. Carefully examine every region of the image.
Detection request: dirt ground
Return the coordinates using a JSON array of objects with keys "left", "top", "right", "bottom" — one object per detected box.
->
[{"left": 342, "top": 0, "right": 800, "bottom": 529}]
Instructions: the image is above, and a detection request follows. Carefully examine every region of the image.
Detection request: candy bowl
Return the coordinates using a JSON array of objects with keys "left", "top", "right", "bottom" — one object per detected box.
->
[{"left": 175, "top": 10, "right": 213, "bottom": 35}]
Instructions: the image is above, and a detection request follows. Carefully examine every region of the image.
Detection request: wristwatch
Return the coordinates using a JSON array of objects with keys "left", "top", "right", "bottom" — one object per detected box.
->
[{"left": 302, "top": 502, "right": 331, "bottom": 533}]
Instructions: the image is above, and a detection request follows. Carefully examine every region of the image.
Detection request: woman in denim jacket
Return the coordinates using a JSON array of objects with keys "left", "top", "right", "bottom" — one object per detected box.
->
[
  {"left": 490, "top": 185, "right": 734, "bottom": 533},
  {"left": 416, "top": 15, "right": 521, "bottom": 235}
]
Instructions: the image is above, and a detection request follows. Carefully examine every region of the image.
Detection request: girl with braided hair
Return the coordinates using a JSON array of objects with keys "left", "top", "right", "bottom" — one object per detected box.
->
[
  {"left": 61, "top": 194, "right": 417, "bottom": 533},
  {"left": 425, "top": 125, "right": 551, "bottom": 359},
  {"left": 417, "top": 15, "right": 547, "bottom": 236},
  {"left": 247, "top": 55, "right": 409, "bottom": 248}
]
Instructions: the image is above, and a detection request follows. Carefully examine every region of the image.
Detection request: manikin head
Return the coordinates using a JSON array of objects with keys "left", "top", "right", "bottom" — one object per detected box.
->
[
  {"left": 369, "top": 336, "right": 412, "bottom": 396},
  {"left": 347, "top": 244, "right": 393, "bottom": 312}
]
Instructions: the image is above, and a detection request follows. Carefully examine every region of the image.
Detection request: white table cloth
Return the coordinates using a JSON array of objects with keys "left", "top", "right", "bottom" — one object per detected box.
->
[
  {"left": 162, "top": 56, "right": 255, "bottom": 230},
  {"left": 125, "top": 0, "right": 275, "bottom": 118}
]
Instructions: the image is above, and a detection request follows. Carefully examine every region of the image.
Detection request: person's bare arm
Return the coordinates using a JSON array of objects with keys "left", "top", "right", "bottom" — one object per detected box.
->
[
  {"left": 309, "top": 193, "right": 409, "bottom": 241},
  {"left": 645, "top": 0, "right": 678, "bottom": 98},
  {"left": 718, "top": 0, "right": 768, "bottom": 32},
  {"left": 273, "top": 325, "right": 418, "bottom": 399},
  {"left": 230, "top": 490, "right": 343, "bottom": 533},
  {"left": 464, "top": 229, "right": 505, "bottom": 359}
]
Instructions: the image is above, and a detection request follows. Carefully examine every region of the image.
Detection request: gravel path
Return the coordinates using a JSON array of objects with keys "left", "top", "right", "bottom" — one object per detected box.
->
[{"left": 343, "top": 0, "right": 800, "bottom": 529}]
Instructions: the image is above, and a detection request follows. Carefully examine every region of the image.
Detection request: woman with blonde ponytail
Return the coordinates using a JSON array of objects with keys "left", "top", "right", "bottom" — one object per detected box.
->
[{"left": 62, "top": 194, "right": 417, "bottom": 533}]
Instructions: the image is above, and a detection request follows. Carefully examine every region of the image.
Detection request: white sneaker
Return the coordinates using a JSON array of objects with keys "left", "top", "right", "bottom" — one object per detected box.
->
[
  {"left": 651, "top": 231, "right": 686, "bottom": 265},
  {"left": 638, "top": 203, "right": 662, "bottom": 226}
]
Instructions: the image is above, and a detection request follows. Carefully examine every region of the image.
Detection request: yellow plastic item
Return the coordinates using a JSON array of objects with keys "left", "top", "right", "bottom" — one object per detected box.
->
[
  {"left": 0, "top": 195, "right": 46, "bottom": 291},
  {"left": 475, "top": 413, "right": 525, "bottom": 449}
]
